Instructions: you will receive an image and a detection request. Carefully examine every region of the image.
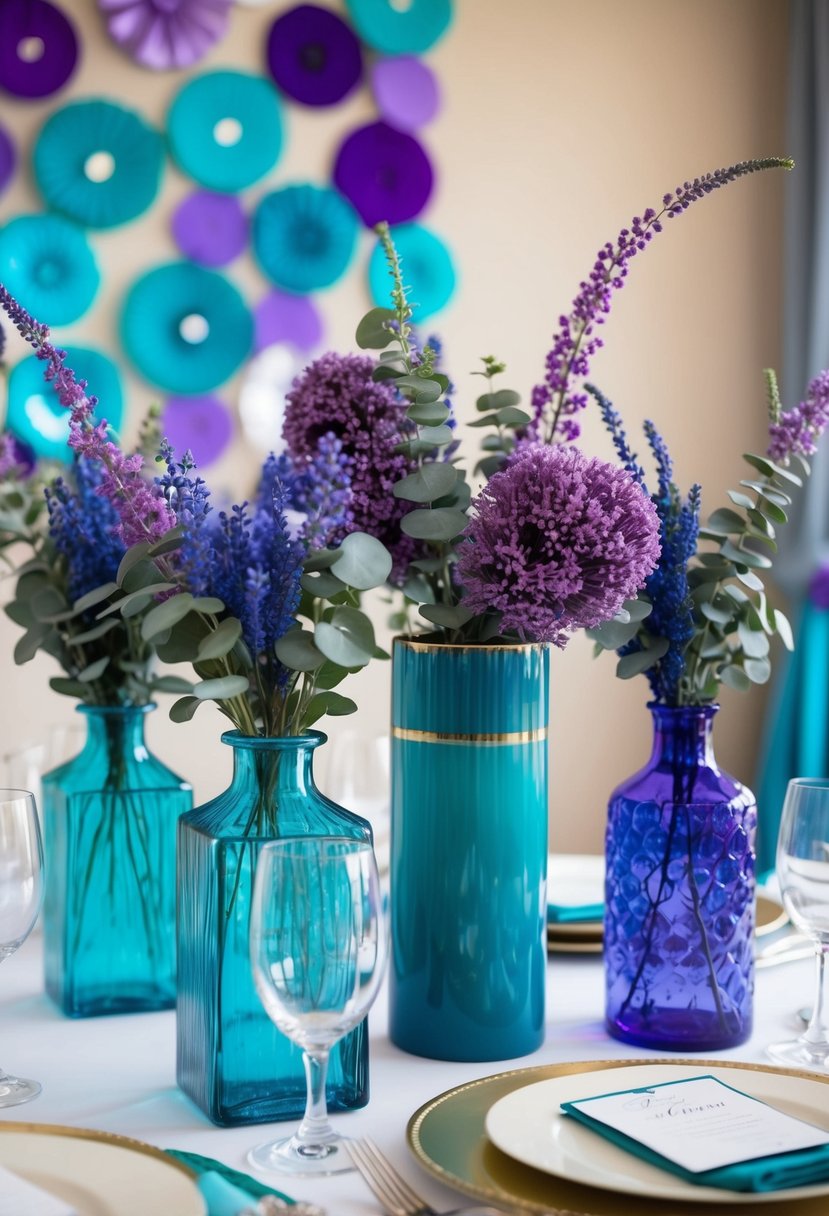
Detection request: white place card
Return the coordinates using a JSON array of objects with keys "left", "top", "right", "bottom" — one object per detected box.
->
[
  {"left": 562, "top": 1075, "right": 829, "bottom": 1174},
  {"left": 0, "top": 1164, "right": 78, "bottom": 1216}
]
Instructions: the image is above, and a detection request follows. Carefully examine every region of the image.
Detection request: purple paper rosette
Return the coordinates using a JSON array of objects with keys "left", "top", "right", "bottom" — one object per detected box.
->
[
  {"left": 0, "top": 123, "right": 15, "bottom": 194},
  {"left": 371, "top": 56, "right": 440, "bottom": 131},
  {"left": 171, "top": 191, "right": 247, "bottom": 268},
  {"left": 161, "top": 394, "right": 233, "bottom": 467},
  {"left": 97, "top": 0, "right": 233, "bottom": 71},
  {"left": 254, "top": 289, "right": 323, "bottom": 354},
  {"left": 0, "top": 0, "right": 78, "bottom": 99},
  {"left": 333, "top": 120, "right": 434, "bottom": 228},
  {"left": 267, "top": 3, "right": 362, "bottom": 107}
]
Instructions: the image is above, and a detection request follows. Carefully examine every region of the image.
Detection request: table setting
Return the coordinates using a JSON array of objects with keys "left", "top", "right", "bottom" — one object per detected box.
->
[{"left": 2, "top": 150, "right": 829, "bottom": 1216}]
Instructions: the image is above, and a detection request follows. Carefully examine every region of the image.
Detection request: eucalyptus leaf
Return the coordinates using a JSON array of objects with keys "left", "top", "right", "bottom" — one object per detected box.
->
[
  {"left": 721, "top": 664, "right": 751, "bottom": 692},
  {"left": 97, "top": 584, "right": 176, "bottom": 618},
  {"left": 419, "top": 603, "right": 474, "bottom": 629},
  {"left": 476, "top": 389, "right": 521, "bottom": 412},
  {"left": 401, "top": 507, "right": 467, "bottom": 542},
  {"left": 116, "top": 542, "right": 152, "bottom": 586},
  {"left": 4, "top": 601, "right": 32, "bottom": 628},
  {"left": 314, "top": 607, "right": 375, "bottom": 668},
  {"left": 728, "top": 490, "right": 755, "bottom": 510},
  {"left": 122, "top": 560, "right": 168, "bottom": 595},
  {"left": 141, "top": 593, "right": 194, "bottom": 641},
  {"left": 31, "top": 587, "right": 67, "bottom": 622},
  {"left": 192, "top": 596, "right": 226, "bottom": 615},
  {"left": 49, "top": 677, "right": 87, "bottom": 699},
  {"left": 737, "top": 622, "right": 770, "bottom": 658},
  {"left": 402, "top": 573, "right": 437, "bottom": 604},
  {"left": 396, "top": 375, "right": 443, "bottom": 404},
  {"left": 615, "top": 638, "right": 669, "bottom": 678},
  {"left": 304, "top": 548, "right": 340, "bottom": 572},
  {"left": 330, "top": 532, "right": 393, "bottom": 590},
  {"left": 70, "top": 618, "right": 120, "bottom": 646},
  {"left": 586, "top": 617, "right": 642, "bottom": 650},
  {"left": 74, "top": 583, "right": 119, "bottom": 614},
  {"left": 744, "top": 657, "right": 772, "bottom": 684},
  {"left": 706, "top": 507, "right": 746, "bottom": 534},
  {"left": 475, "top": 455, "right": 505, "bottom": 478},
  {"left": 14, "top": 625, "right": 50, "bottom": 665},
  {"left": 169, "top": 696, "right": 203, "bottom": 723},
  {"left": 313, "top": 661, "right": 355, "bottom": 691},
  {"left": 418, "top": 424, "right": 455, "bottom": 446},
  {"left": 774, "top": 608, "right": 794, "bottom": 650},
  {"left": 147, "top": 527, "right": 184, "bottom": 558},
  {"left": 77, "top": 656, "right": 111, "bottom": 683},
  {"left": 622, "top": 598, "right": 653, "bottom": 622},
  {"left": 275, "top": 629, "right": 325, "bottom": 672},
  {"left": 197, "top": 617, "right": 243, "bottom": 661},
  {"left": 193, "top": 675, "right": 250, "bottom": 701},
  {"left": 467, "top": 413, "right": 502, "bottom": 429},
  {"left": 355, "top": 307, "right": 395, "bottom": 349},
  {"left": 742, "top": 453, "right": 777, "bottom": 478},
  {"left": 699, "top": 601, "right": 733, "bottom": 626},
  {"left": 736, "top": 569, "right": 765, "bottom": 591},
  {"left": 720, "top": 540, "right": 772, "bottom": 570},
  {"left": 406, "top": 400, "right": 450, "bottom": 426},
  {"left": 740, "top": 480, "right": 791, "bottom": 507},
  {"left": 393, "top": 463, "right": 458, "bottom": 504},
  {"left": 301, "top": 570, "right": 346, "bottom": 598},
  {"left": 150, "top": 676, "right": 195, "bottom": 694},
  {"left": 302, "top": 691, "right": 358, "bottom": 728},
  {"left": 495, "top": 406, "right": 532, "bottom": 428}
]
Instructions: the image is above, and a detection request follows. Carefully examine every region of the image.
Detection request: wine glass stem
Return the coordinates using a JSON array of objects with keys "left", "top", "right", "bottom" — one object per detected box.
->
[
  {"left": 295, "top": 1047, "right": 334, "bottom": 1148},
  {"left": 805, "top": 947, "right": 829, "bottom": 1045}
]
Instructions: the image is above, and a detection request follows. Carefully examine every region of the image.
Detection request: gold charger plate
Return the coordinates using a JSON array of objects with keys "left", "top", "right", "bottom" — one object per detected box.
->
[
  {"left": 408, "top": 1058, "right": 829, "bottom": 1216},
  {"left": 0, "top": 1123, "right": 205, "bottom": 1216},
  {"left": 547, "top": 893, "right": 787, "bottom": 954}
]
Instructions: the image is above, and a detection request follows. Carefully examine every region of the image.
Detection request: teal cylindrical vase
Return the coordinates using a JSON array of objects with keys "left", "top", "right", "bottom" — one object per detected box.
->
[
  {"left": 41, "top": 704, "right": 192, "bottom": 1018},
  {"left": 176, "top": 730, "right": 372, "bottom": 1127},
  {"left": 389, "top": 638, "right": 550, "bottom": 1062}
]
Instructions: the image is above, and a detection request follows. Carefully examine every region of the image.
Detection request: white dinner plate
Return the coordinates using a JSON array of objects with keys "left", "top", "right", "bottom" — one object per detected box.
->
[
  {"left": 0, "top": 1123, "right": 206, "bottom": 1216},
  {"left": 547, "top": 852, "right": 604, "bottom": 911},
  {"left": 484, "top": 1062, "right": 829, "bottom": 1205}
]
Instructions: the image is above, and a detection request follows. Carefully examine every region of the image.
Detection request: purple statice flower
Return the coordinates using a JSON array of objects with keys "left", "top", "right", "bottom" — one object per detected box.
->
[
  {"left": 457, "top": 443, "right": 661, "bottom": 646},
  {"left": 767, "top": 369, "right": 829, "bottom": 462},
  {"left": 45, "top": 459, "right": 125, "bottom": 605},
  {"left": 0, "top": 283, "right": 176, "bottom": 546},
  {"left": 532, "top": 159, "right": 794, "bottom": 444},
  {"left": 283, "top": 351, "right": 416, "bottom": 579}
]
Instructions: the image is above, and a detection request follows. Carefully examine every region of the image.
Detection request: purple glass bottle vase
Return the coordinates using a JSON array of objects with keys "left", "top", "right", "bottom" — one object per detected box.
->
[{"left": 604, "top": 703, "right": 756, "bottom": 1051}]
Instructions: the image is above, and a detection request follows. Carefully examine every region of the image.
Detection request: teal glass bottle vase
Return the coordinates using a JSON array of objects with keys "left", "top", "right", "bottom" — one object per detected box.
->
[
  {"left": 389, "top": 639, "right": 550, "bottom": 1062},
  {"left": 42, "top": 704, "right": 192, "bottom": 1018},
  {"left": 176, "top": 730, "right": 372, "bottom": 1127}
]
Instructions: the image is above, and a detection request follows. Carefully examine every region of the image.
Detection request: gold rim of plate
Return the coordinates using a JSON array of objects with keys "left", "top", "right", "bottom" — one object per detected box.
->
[
  {"left": 547, "top": 892, "right": 787, "bottom": 952},
  {"left": 407, "top": 1058, "right": 829, "bottom": 1216},
  {"left": 0, "top": 1122, "right": 196, "bottom": 1180}
]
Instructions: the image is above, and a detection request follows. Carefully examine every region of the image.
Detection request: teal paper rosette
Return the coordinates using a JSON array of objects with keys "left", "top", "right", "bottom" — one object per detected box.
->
[
  {"left": 0, "top": 213, "right": 100, "bottom": 325},
  {"left": 252, "top": 183, "right": 358, "bottom": 294},
  {"left": 344, "top": 0, "right": 453, "bottom": 54},
  {"left": 6, "top": 345, "right": 124, "bottom": 461},
  {"left": 33, "top": 98, "right": 164, "bottom": 229},
  {"left": 121, "top": 261, "right": 253, "bottom": 393},
  {"left": 167, "top": 70, "right": 283, "bottom": 193},
  {"left": 368, "top": 222, "right": 455, "bottom": 321}
]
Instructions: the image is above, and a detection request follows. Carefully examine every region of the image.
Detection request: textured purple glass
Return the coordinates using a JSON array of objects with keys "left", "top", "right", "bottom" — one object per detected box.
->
[
  {"left": 0, "top": 123, "right": 15, "bottom": 193},
  {"left": 604, "top": 704, "right": 756, "bottom": 1051},
  {"left": 0, "top": 0, "right": 78, "bottom": 99},
  {"left": 372, "top": 56, "right": 440, "bottom": 131},
  {"left": 97, "top": 0, "right": 232, "bottom": 71},
  {"left": 267, "top": 3, "right": 362, "bottom": 107},
  {"left": 333, "top": 120, "right": 433, "bottom": 227},
  {"left": 171, "top": 191, "right": 247, "bottom": 267},
  {"left": 254, "top": 289, "right": 323, "bottom": 353},
  {"left": 162, "top": 394, "right": 232, "bottom": 467}
]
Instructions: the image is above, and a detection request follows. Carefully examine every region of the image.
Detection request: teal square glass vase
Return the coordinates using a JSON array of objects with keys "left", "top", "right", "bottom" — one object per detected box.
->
[
  {"left": 41, "top": 704, "right": 192, "bottom": 1018},
  {"left": 176, "top": 729, "right": 372, "bottom": 1127}
]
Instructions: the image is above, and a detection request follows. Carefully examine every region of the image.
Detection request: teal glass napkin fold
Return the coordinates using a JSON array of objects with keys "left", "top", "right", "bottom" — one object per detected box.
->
[
  {"left": 561, "top": 1099, "right": 829, "bottom": 1193},
  {"left": 166, "top": 1148, "right": 293, "bottom": 1212}
]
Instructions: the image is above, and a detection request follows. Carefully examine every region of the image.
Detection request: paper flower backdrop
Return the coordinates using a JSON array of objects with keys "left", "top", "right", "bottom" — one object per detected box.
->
[
  {"left": 171, "top": 191, "right": 247, "bottom": 267},
  {"left": 6, "top": 345, "right": 123, "bottom": 461},
  {"left": 344, "top": 0, "right": 453, "bottom": 55},
  {"left": 371, "top": 56, "right": 440, "bottom": 131},
  {"left": 121, "top": 261, "right": 253, "bottom": 393},
  {"left": 161, "top": 394, "right": 233, "bottom": 467},
  {"left": 34, "top": 98, "right": 164, "bottom": 228},
  {"left": 0, "top": 0, "right": 78, "bottom": 99},
  {"left": 334, "top": 120, "right": 434, "bottom": 227},
  {"left": 167, "top": 69, "right": 283, "bottom": 193},
  {"left": 254, "top": 289, "right": 324, "bottom": 354},
  {"left": 266, "top": 3, "right": 362, "bottom": 107},
  {"left": 0, "top": 124, "right": 15, "bottom": 195},
  {"left": 97, "top": 0, "right": 232, "bottom": 71},
  {"left": 368, "top": 222, "right": 455, "bottom": 321},
  {"left": 0, "top": 214, "right": 100, "bottom": 325},
  {"left": 253, "top": 183, "right": 359, "bottom": 294}
]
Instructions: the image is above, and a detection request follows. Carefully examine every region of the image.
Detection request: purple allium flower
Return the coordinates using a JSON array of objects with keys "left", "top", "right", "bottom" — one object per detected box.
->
[
  {"left": 0, "top": 282, "right": 176, "bottom": 546},
  {"left": 767, "top": 369, "right": 829, "bottom": 462},
  {"left": 533, "top": 159, "right": 793, "bottom": 444},
  {"left": 283, "top": 351, "right": 416, "bottom": 578},
  {"left": 457, "top": 443, "right": 661, "bottom": 647}
]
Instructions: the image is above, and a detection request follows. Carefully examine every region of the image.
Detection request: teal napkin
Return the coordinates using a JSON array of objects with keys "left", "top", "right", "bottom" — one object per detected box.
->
[
  {"left": 561, "top": 1102, "right": 829, "bottom": 1193},
  {"left": 166, "top": 1148, "right": 293, "bottom": 1212},
  {"left": 547, "top": 901, "right": 603, "bottom": 925}
]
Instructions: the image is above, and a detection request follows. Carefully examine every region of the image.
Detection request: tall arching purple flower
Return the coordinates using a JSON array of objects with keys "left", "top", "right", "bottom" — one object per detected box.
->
[{"left": 457, "top": 444, "right": 661, "bottom": 646}]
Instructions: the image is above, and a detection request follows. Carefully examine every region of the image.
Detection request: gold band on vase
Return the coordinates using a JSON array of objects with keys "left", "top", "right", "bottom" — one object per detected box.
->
[{"left": 391, "top": 726, "right": 547, "bottom": 747}]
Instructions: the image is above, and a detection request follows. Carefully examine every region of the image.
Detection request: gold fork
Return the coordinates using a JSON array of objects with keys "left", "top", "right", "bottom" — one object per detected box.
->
[{"left": 347, "top": 1138, "right": 509, "bottom": 1216}]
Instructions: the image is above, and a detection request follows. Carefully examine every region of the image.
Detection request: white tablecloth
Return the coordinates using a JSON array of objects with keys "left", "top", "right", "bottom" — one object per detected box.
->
[{"left": 0, "top": 936, "right": 814, "bottom": 1214}]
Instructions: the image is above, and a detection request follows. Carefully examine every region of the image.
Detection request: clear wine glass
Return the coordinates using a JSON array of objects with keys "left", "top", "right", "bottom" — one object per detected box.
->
[
  {"left": 768, "top": 778, "right": 829, "bottom": 1070},
  {"left": 248, "top": 835, "right": 387, "bottom": 1176},
  {"left": 0, "top": 789, "right": 44, "bottom": 1106}
]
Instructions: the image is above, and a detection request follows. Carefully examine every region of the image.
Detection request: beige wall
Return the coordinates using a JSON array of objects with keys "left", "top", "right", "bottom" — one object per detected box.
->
[{"left": 0, "top": 0, "right": 789, "bottom": 849}]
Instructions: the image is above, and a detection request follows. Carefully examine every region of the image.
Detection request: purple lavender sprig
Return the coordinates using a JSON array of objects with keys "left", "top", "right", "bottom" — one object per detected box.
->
[
  {"left": 533, "top": 158, "right": 794, "bottom": 444},
  {"left": 767, "top": 368, "right": 829, "bottom": 462},
  {"left": 0, "top": 283, "right": 176, "bottom": 545}
]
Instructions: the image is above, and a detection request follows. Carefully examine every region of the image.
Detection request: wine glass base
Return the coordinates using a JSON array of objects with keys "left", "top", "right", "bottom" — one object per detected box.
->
[
  {"left": 0, "top": 1075, "right": 41, "bottom": 1108},
  {"left": 768, "top": 1038, "right": 829, "bottom": 1072},
  {"left": 248, "top": 1133, "right": 354, "bottom": 1177}
]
